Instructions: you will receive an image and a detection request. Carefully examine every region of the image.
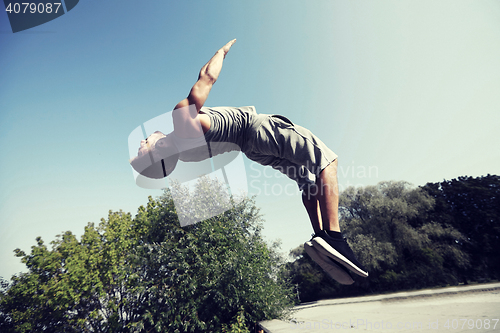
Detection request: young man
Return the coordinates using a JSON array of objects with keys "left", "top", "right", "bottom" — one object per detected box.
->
[{"left": 130, "top": 40, "right": 368, "bottom": 284}]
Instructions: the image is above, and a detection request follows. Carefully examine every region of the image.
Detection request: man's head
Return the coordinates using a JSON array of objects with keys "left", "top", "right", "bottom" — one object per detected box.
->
[{"left": 130, "top": 131, "right": 180, "bottom": 179}]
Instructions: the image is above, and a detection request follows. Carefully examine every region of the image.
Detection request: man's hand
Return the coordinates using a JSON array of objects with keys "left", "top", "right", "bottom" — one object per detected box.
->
[
  {"left": 175, "top": 39, "right": 236, "bottom": 113},
  {"left": 202, "top": 39, "right": 236, "bottom": 83},
  {"left": 220, "top": 39, "right": 237, "bottom": 58}
]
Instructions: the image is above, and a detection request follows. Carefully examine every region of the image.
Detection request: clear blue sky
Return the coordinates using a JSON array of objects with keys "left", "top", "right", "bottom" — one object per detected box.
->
[{"left": 1, "top": 1, "right": 500, "bottom": 280}]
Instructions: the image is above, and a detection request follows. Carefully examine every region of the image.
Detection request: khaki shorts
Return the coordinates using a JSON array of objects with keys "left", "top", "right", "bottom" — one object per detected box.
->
[{"left": 245, "top": 115, "right": 338, "bottom": 191}]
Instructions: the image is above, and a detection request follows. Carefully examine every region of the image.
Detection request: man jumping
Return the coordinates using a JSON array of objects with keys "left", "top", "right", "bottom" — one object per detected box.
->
[{"left": 130, "top": 39, "right": 368, "bottom": 285}]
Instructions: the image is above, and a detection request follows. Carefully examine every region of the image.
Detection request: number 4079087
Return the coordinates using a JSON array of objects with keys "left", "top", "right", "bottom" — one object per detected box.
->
[
  {"left": 443, "top": 319, "right": 498, "bottom": 330},
  {"left": 5, "top": 2, "right": 62, "bottom": 14}
]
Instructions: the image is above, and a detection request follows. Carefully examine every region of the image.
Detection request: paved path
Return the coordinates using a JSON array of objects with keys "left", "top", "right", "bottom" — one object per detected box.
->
[{"left": 260, "top": 283, "right": 500, "bottom": 332}]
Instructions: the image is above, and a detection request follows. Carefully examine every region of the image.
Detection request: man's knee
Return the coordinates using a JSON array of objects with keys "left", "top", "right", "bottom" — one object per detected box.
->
[
  {"left": 319, "top": 158, "right": 338, "bottom": 179},
  {"left": 317, "top": 159, "right": 339, "bottom": 196}
]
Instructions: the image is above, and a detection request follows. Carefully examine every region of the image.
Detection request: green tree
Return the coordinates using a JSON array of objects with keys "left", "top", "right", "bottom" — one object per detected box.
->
[
  {"left": 340, "top": 181, "right": 469, "bottom": 291},
  {"left": 286, "top": 181, "right": 471, "bottom": 301},
  {"left": 340, "top": 182, "right": 469, "bottom": 290},
  {"left": 0, "top": 211, "right": 145, "bottom": 332},
  {"left": 422, "top": 174, "right": 500, "bottom": 281},
  {"left": 0, "top": 177, "right": 294, "bottom": 332}
]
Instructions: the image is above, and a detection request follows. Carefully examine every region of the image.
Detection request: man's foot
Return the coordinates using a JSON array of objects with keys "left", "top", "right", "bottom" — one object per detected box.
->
[
  {"left": 304, "top": 241, "right": 354, "bottom": 285},
  {"left": 312, "top": 230, "right": 369, "bottom": 277}
]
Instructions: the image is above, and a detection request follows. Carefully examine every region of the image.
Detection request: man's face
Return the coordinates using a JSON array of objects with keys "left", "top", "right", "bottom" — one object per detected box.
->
[
  {"left": 130, "top": 130, "right": 179, "bottom": 179},
  {"left": 138, "top": 131, "right": 166, "bottom": 157}
]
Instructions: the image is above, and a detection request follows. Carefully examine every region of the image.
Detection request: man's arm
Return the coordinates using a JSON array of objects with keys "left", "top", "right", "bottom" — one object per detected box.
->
[{"left": 174, "top": 39, "right": 236, "bottom": 113}]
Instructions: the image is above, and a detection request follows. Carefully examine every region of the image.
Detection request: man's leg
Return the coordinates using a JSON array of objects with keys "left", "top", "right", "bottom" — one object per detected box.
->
[
  {"left": 315, "top": 159, "right": 340, "bottom": 232},
  {"left": 302, "top": 190, "right": 322, "bottom": 234},
  {"left": 302, "top": 160, "right": 357, "bottom": 284},
  {"left": 301, "top": 159, "right": 339, "bottom": 234},
  {"left": 307, "top": 159, "right": 368, "bottom": 277},
  {"left": 253, "top": 116, "right": 368, "bottom": 278}
]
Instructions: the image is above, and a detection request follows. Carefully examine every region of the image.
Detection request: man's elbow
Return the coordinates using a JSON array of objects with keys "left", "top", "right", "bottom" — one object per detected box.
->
[{"left": 199, "top": 63, "right": 218, "bottom": 85}]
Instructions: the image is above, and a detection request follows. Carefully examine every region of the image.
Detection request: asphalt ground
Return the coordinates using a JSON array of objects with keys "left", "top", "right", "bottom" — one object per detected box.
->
[{"left": 260, "top": 283, "right": 500, "bottom": 333}]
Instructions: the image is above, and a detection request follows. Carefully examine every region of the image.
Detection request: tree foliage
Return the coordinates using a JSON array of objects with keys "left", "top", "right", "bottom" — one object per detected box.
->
[
  {"left": 422, "top": 174, "right": 500, "bottom": 281},
  {"left": 286, "top": 181, "right": 472, "bottom": 301},
  {"left": 0, "top": 177, "right": 295, "bottom": 332}
]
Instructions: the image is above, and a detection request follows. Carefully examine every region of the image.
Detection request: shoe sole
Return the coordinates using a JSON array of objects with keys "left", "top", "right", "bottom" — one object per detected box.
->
[
  {"left": 304, "top": 241, "right": 354, "bottom": 285},
  {"left": 312, "top": 237, "right": 369, "bottom": 277}
]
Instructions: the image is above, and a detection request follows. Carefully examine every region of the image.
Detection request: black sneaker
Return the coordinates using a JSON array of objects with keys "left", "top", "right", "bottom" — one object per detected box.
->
[
  {"left": 304, "top": 241, "right": 354, "bottom": 285},
  {"left": 312, "top": 230, "right": 368, "bottom": 277}
]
